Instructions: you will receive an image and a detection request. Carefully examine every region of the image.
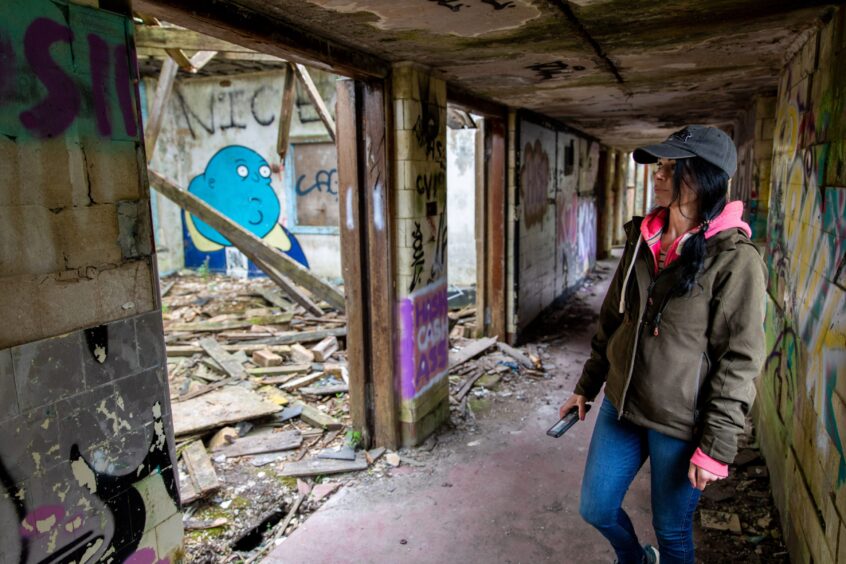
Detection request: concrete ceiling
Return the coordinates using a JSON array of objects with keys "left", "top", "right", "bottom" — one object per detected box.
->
[{"left": 137, "top": 0, "right": 837, "bottom": 148}]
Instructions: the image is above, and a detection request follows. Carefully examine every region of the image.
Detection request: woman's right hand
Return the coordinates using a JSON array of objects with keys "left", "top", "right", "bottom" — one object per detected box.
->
[{"left": 559, "top": 393, "right": 589, "bottom": 421}]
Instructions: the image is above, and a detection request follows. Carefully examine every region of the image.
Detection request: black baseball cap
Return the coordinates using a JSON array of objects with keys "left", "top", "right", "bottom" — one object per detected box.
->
[{"left": 633, "top": 125, "right": 737, "bottom": 177}]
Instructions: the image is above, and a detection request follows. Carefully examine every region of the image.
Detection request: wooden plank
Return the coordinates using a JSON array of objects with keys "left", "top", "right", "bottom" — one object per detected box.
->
[
  {"left": 310, "top": 336, "right": 338, "bottom": 362},
  {"left": 251, "top": 255, "right": 324, "bottom": 316},
  {"left": 276, "top": 63, "right": 297, "bottom": 162},
  {"left": 149, "top": 171, "right": 346, "bottom": 311},
  {"left": 361, "top": 80, "right": 398, "bottom": 449},
  {"left": 296, "top": 401, "right": 343, "bottom": 430},
  {"left": 448, "top": 337, "right": 498, "bottom": 370},
  {"left": 474, "top": 119, "right": 486, "bottom": 339},
  {"left": 334, "top": 78, "right": 369, "bottom": 446},
  {"left": 173, "top": 386, "right": 281, "bottom": 436},
  {"left": 496, "top": 342, "right": 534, "bottom": 369},
  {"left": 136, "top": 24, "right": 255, "bottom": 53},
  {"left": 168, "top": 344, "right": 291, "bottom": 356},
  {"left": 199, "top": 337, "right": 247, "bottom": 379},
  {"left": 293, "top": 63, "right": 336, "bottom": 142},
  {"left": 164, "top": 49, "right": 217, "bottom": 73},
  {"left": 253, "top": 287, "right": 294, "bottom": 312},
  {"left": 280, "top": 454, "right": 368, "bottom": 477},
  {"left": 167, "top": 319, "right": 252, "bottom": 332},
  {"left": 254, "top": 327, "right": 346, "bottom": 346},
  {"left": 248, "top": 364, "right": 312, "bottom": 377},
  {"left": 216, "top": 430, "right": 302, "bottom": 457},
  {"left": 299, "top": 384, "right": 348, "bottom": 396},
  {"left": 281, "top": 372, "right": 325, "bottom": 391},
  {"left": 244, "top": 312, "right": 294, "bottom": 326},
  {"left": 144, "top": 56, "right": 179, "bottom": 159},
  {"left": 180, "top": 440, "right": 221, "bottom": 503}
]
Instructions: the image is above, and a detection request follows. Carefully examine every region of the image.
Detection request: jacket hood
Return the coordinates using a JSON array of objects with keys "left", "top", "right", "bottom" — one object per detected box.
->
[{"left": 638, "top": 201, "right": 751, "bottom": 272}]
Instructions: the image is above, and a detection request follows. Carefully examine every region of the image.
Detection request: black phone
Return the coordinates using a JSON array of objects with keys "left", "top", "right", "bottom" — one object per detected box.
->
[{"left": 547, "top": 404, "right": 591, "bottom": 437}]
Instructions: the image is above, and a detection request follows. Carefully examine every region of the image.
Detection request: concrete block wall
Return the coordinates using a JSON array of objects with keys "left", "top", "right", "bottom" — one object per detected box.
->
[
  {"left": 514, "top": 115, "right": 600, "bottom": 334},
  {"left": 0, "top": 0, "right": 180, "bottom": 561},
  {"left": 754, "top": 7, "right": 846, "bottom": 564},
  {"left": 733, "top": 95, "right": 776, "bottom": 241},
  {"left": 392, "top": 63, "right": 450, "bottom": 446}
]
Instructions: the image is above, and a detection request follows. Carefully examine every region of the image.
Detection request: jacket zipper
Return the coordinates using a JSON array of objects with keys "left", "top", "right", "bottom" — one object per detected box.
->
[
  {"left": 693, "top": 354, "right": 703, "bottom": 422},
  {"left": 617, "top": 251, "right": 663, "bottom": 420}
]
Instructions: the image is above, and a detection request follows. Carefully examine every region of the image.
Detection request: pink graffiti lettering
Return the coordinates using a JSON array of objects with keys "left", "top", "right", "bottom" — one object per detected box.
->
[
  {"left": 18, "top": 18, "right": 80, "bottom": 138},
  {"left": 124, "top": 547, "right": 170, "bottom": 564}
]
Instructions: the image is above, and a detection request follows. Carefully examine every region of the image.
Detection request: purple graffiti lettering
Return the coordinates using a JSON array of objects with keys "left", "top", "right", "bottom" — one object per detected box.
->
[
  {"left": 114, "top": 44, "right": 138, "bottom": 137},
  {"left": 19, "top": 18, "right": 80, "bottom": 138},
  {"left": 124, "top": 547, "right": 170, "bottom": 564},
  {"left": 88, "top": 34, "right": 112, "bottom": 136}
]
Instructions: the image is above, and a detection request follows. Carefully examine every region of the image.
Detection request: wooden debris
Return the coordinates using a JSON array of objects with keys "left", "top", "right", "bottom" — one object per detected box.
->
[
  {"left": 281, "top": 372, "right": 325, "bottom": 391},
  {"left": 184, "top": 517, "right": 228, "bottom": 531},
  {"left": 297, "top": 402, "right": 343, "bottom": 431},
  {"left": 253, "top": 287, "right": 294, "bottom": 312},
  {"left": 173, "top": 386, "right": 281, "bottom": 436},
  {"left": 292, "top": 63, "right": 336, "bottom": 141},
  {"left": 280, "top": 454, "right": 368, "bottom": 477},
  {"left": 252, "top": 255, "right": 325, "bottom": 316},
  {"left": 199, "top": 337, "right": 248, "bottom": 379},
  {"left": 366, "top": 447, "right": 386, "bottom": 464},
  {"left": 290, "top": 343, "right": 316, "bottom": 364},
  {"left": 700, "top": 510, "right": 742, "bottom": 534},
  {"left": 310, "top": 336, "right": 339, "bottom": 362},
  {"left": 255, "top": 327, "right": 347, "bottom": 346},
  {"left": 448, "top": 337, "right": 498, "bottom": 370},
  {"left": 252, "top": 349, "right": 283, "bottom": 367},
  {"left": 496, "top": 342, "right": 534, "bottom": 369},
  {"left": 208, "top": 427, "right": 238, "bottom": 451},
  {"left": 216, "top": 430, "right": 303, "bottom": 457},
  {"left": 247, "top": 363, "right": 311, "bottom": 377},
  {"left": 317, "top": 445, "right": 356, "bottom": 461},
  {"left": 167, "top": 344, "right": 292, "bottom": 357},
  {"left": 455, "top": 370, "right": 488, "bottom": 402},
  {"left": 299, "top": 384, "right": 348, "bottom": 396},
  {"left": 168, "top": 319, "right": 252, "bottom": 332},
  {"left": 180, "top": 440, "right": 220, "bottom": 503},
  {"left": 149, "top": 171, "right": 346, "bottom": 311}
]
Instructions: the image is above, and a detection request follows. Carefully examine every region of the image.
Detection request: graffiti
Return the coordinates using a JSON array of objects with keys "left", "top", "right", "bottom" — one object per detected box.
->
[
  {"left": 2, "top": 390, "right": 176, "bottom": 564},
  {"left": 412, "top": 74, "right": 445, "bottom": 165},
  {"left": 520, "top": 139, "right": 550, "bottom": 228},
  {"left": 174, "top": 85, "right": 278, "bottom": 139},
  {"left": 398, "top": 281, "right": 449, "bottom": 399},
  {"left": 0, "top": 5, "right": 140, "bottom": 140},
  {"left": 296, "top": 168, "right": 338, "bottom": 197},
  {"left": 764, "top": 62, "right": 846, "bottom": 485},
  {"left": 184, "top": 145, "right": 309, "bottom": 270},
  {"left": 416, "top": 171, "right": 445, "bottom": 202},
  {"left": 577, "top": 199, "right": 597, "bottom": 275},
  {"left": 527, "top": 60, "right": 586, "bottom": 81},
  {"left": 427, "top": 212, "right": 448, "bottom": 284},
  {"left": 410, "top": 221, "right": 425, "bottom": 292}
]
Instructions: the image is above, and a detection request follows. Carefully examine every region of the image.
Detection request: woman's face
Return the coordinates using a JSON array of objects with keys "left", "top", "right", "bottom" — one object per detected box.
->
[{"left": 652, "top": 158, "right": 697, "bottom": 210}]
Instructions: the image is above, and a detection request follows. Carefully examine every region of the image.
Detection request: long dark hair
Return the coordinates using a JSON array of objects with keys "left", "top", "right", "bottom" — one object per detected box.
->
[{"left": 670, "top": 157, "right": 728, "bottom": 295}]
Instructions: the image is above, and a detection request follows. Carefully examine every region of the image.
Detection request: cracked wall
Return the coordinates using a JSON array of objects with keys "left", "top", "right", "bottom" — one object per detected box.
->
[{"left": 0, "top": 0, "right": 180, "bottom": 561}]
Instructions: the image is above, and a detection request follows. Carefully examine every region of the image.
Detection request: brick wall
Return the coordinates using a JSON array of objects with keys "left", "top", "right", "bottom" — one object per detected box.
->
[
  {"left": 0, "top": 0, "right": 180, "bottom": 561},
  {"left": 754, "top": 7, "right": 846, "bottom": 563}
]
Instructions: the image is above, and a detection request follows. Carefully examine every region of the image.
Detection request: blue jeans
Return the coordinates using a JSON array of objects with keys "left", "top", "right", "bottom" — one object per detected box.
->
[{"left": 579, "top": 398, "right": 701, "bottom": 564}]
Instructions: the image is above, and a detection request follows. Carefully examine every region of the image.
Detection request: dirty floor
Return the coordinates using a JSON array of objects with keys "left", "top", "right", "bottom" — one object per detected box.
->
[{"left": 263, "top": 252, "right": 788, "bottom": 564}]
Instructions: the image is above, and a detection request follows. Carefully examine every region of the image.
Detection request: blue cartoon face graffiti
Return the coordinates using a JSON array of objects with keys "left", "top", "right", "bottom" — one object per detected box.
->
[{"left": 188, "top": 146, "right": 280, "bottom": 245}]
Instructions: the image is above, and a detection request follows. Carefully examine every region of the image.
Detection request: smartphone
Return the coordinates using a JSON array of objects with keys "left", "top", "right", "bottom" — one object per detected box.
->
[{"left": 547, "top": 404, "right": 591, "bottom": 438}]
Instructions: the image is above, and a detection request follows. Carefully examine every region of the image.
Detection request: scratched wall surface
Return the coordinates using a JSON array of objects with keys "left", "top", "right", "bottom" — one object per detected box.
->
[
  {"left": 393, "top": 65, "right": 450, "bottom": 445},
  {"left": 750, "top": 8, "right": 846, "bottom": 563},
  {"left": 516, "top": 117, "right": 599, "bottom": 332},
  {"left": 146, "top": 70, "right": 342, "bottom": 281},
  {"left": 0, "top": 0, "right": 180, "bottom": 561}
]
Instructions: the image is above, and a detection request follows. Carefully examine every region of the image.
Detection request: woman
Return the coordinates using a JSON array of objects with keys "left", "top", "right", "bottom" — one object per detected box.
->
[{"left": 559, "top": 125, "right": 766, "bottom": 564}]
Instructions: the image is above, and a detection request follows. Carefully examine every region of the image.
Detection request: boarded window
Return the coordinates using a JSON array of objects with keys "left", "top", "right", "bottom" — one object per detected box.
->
[{"left": 292, "top": 142, "right": 339, "bottom": 228}]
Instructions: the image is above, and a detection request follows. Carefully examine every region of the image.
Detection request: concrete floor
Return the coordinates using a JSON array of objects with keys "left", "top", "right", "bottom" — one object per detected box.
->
[{"left": 266, "top": 252, "right": 656, "bottom": 564}]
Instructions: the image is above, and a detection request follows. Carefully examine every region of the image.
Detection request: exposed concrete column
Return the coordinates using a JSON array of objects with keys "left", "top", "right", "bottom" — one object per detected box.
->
[
  {"left": 391, "top": 63, "right": 450, "bottom": 446},
  {"left": 0, "top": 0, "right": 181, "bottom": 561},
  {"left": 612, "top": 150, "right": 626, "bottom": 245},
  {"left": 596, "top": 149, "right": 615, "bottom": 259}
]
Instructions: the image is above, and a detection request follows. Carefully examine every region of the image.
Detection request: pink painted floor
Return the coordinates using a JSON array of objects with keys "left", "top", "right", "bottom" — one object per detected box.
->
[{"left": 266, "top": 253, "right": 656, "bottom": 564}]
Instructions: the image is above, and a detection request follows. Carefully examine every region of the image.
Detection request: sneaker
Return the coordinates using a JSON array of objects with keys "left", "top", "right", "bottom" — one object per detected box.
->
[{"left": 643, "top": 544, "right": 660, "bottom": 564}]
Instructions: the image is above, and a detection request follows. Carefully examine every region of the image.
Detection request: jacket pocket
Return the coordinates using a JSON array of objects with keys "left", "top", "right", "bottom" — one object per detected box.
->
[{"left": 693, "top": 353, "right": 710, "bottom": 422}]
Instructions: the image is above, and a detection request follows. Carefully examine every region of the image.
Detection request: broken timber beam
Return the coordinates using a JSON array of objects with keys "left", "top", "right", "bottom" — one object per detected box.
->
[
  {"left": 251, "top": 254, "right": 323, "bottom": 316},
  {"left": 199, "top": 337, "right": 248, "bottom": 379},
  {"left": 448, "top": 337, "right": 498, "bottom": 370},
  {"left": 166, "top": 49, "right": 218, "bottom": 73},
  {"left": 276, "top": 63, "right": 297, "bottom": 162},
  {"left": 144, "top": 56, "right": 179, "bottom": 159},
  {"left": 292, "top": 63, "right": 336, "bottom": 142},
  {"left": 149, "top": 170, "right": 346, "bottom": 312}
]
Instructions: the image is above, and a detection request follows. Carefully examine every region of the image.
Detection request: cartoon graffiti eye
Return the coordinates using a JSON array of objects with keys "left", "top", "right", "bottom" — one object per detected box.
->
[
  {"left": 259, "top": 165, "right": 271, "bottom": 178},
  {"left": 236, "top": 165, "right": 249, "bottom": 178}
]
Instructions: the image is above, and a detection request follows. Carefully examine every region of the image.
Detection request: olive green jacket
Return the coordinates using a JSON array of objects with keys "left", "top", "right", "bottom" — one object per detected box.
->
[{"left": 574, "top": 218, "right": 767, "bottom": 464}]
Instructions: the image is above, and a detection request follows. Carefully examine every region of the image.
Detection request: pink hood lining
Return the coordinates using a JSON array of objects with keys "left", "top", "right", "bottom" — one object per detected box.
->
[{"left": 639, "top": 201, "right": 751, "bottom": 273}]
